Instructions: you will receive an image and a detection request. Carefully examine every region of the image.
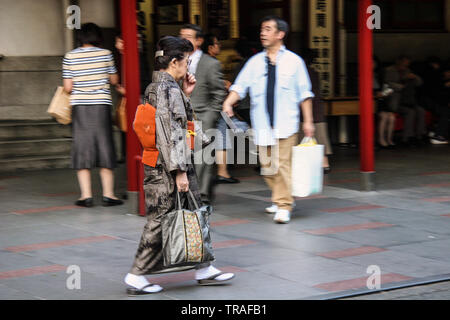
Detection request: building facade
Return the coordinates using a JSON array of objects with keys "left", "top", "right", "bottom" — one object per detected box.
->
[{"left": 0, "top": 0, "right": 449, "bottom": 172}]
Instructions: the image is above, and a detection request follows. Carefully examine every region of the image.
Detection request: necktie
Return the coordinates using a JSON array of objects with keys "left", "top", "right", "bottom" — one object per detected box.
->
[{"left": 266, "top": 57, "right": 276, "bottom": 128}]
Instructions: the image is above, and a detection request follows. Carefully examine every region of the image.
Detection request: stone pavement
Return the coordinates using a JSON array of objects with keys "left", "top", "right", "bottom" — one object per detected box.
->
[
  {"left": 1, "top": 144, "right": 450, "bottom": 300},
  {"left": 341, "top": 280, "right": 450, "bottom": 300}
]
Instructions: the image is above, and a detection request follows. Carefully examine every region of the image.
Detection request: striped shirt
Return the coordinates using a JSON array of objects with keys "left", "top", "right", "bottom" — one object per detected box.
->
[{"left": 63, "top": 47, "right": 117, "bottom": 106}]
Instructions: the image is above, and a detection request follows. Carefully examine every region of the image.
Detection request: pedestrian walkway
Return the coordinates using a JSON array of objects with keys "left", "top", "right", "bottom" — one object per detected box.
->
[{"left": 1, "top": 144, "right": 450, "bottom": 300}]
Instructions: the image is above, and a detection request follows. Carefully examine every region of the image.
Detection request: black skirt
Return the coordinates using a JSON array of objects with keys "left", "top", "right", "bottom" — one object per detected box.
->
[{"left": 71, "top": 105, "right": 117, "bottom": 170}]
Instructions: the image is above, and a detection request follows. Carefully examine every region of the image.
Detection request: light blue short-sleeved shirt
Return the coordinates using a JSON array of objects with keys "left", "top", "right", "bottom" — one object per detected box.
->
[{"left": 230, "top": 45, "right": 314, "bottom": 146}]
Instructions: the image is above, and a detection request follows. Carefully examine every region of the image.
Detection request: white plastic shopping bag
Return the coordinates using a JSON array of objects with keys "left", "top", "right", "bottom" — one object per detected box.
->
[{"left": 291, "top": 137, "right": 324, "bottom": 197}]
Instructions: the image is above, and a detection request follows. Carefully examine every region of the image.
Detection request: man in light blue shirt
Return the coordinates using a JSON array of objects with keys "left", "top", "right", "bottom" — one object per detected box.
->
[{"left": 223, "top": 16, "right": 315, "bottom": 224}]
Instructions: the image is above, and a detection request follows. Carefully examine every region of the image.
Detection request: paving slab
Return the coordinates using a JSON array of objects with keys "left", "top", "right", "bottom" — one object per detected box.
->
[
  {"left": 246, "top": 256, "right": 371, "bottom": 288},
  {"left": 320, "top": 225, "right": 440, "bottom": 247},
  {"left": 387, "top": 239, "right": 450, "bottom": 263},
  {"left": 337, "top": 250, "right": 450, "bottom": 278}
]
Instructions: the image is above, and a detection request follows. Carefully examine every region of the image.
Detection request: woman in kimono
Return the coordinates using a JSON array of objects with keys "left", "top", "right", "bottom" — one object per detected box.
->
[{"left": 124, "top": 36, "right": 234, "bottom": 295}]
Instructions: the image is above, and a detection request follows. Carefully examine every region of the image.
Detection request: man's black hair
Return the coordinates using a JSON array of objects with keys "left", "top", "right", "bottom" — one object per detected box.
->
[
  {"left": 260, "top": 15, "right": 289, "bottom": 40},
  {"left": 201, "top": 34, "right": 217, "bottom": 54},
  {"left": 181, "top": 24, "right": 204, "bottom": 39}
]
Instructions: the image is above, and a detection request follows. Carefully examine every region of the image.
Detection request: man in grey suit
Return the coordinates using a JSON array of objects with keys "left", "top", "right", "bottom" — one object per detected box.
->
[{"left": 180, "top": 24, "right": 227, "bottom": 204}]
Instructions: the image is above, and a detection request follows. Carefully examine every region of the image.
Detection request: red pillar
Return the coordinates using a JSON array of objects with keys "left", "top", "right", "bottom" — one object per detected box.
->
[
  {"left": 358, "top": 0, "right": 375, "bottom": 190},
  {"left": 120, "top": 0, "right": 142, "bottom": 209}
]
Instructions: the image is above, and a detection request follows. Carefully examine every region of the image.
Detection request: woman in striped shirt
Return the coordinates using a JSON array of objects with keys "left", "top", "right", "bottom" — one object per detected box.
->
[{"left": 63, "top": 23, "right": 125, "bottom": 208}]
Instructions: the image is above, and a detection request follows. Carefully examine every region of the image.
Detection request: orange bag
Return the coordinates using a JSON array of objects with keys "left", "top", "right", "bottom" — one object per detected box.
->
[
  {"left": 187, "top": 120, "right": 195, "bottom": 150},
  {"left": 133, "top": 103, "right": 159, "bottom": 167}
]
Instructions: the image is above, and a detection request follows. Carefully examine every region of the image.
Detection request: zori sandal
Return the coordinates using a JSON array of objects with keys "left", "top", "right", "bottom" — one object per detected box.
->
[
  {"left": 126, "top": 283, "right": 163, "bottom": 295},
  {"left": 197, "top": 272, "right": 235, "bottom": 286}
]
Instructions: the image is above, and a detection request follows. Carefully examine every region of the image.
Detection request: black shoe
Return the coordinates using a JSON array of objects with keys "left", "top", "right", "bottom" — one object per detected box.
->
[
  {"left": 400, "top": 138, "right": 414, "bottom": 147},
  {"left": 323, "top": 167, "right": 331, "bottom": 174},
  {"left": 216, "top": 175, "right": 240, "bottom": 184},
  {"left": 75, "top": 198, "right": 94, "bottom": 207},
  {"left": 102, "top": 196, "right": 124, "bottom": 207}
]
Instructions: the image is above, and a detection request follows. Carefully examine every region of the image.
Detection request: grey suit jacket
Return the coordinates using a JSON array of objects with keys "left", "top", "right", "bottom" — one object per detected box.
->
[{"left": 190, "top": 54, "right": 227, "bottom": 113}]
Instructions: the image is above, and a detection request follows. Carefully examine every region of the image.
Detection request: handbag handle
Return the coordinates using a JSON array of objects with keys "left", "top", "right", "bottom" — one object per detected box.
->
[
  {"left": 176, "top": 190, "right": 200, "bottom": 210},
  {"left": 299, "top": 136, "right": 318, "bottom": 146}
]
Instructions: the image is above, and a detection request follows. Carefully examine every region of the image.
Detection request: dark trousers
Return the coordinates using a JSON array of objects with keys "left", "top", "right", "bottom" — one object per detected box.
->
[
  {"left": 193, "top": 111, "right": 220, "bottom": 201},
  {"left": 436, "top": 104, "right": 450, "bottom": 139},
  {"left": 399, "top": 105, "right": 426, "bottom": 141}
]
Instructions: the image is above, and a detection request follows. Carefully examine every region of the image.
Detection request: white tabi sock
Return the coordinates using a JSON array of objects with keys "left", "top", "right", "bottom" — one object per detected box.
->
[
  {"left": 124, "top": 273, "right": 163, "bottom": 293},
  {"left": 195, "top": 265, "right": 234, "bottom": 281}
]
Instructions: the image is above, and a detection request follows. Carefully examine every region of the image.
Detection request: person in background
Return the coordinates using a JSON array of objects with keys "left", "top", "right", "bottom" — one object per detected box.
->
[
  {"left": 385, "top": 55, "right": 426, "bottom": 147},
  {"left": 419, "top": 56, "right": 448, "bottom": 144},
  {"left": 63, "top": 23, "right": 124, "bottom": 208},
  {"left": 200, "top": 34, "right": 249, "bottom": 184},
  {"left": 201, "top": 33, "right": 221, "bottom": 59},
  {"left": 299, "top": 48, "right": 333, "bottom": 173},
  {"left": 373, "top": 56, "right": 395, "bottom": 148},
  {"left": 114, "top": 34, "right": 127, "bottom": 162},
  {"left": 223, "top": 16, "right": 314, "bottom": 224},
  {"left": 430, "top": 62, "right": 450, "bottom": 144},
  {"left": 124, "top": 36, "right": 234, "bottom": 295},
  {"left": 180, "top": 24, "right": 227, "bottom": 204}
]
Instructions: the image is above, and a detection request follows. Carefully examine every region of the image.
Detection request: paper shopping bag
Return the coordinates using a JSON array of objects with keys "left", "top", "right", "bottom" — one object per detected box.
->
[
  {"left": 291, "top": 137, "right": 324, "bottom": 197},
  {"left": 47, "top": 86, "right": 71, "bottom": 125}
]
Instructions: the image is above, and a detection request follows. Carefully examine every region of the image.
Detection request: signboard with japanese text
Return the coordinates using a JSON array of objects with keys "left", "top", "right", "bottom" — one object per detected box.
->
[{"left": 308, "top": 0, "right": 335, "bottom": 98}]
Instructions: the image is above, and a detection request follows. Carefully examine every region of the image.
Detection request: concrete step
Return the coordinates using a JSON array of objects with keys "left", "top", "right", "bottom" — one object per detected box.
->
[
  {"left": 0, "top": 138, "right": 72, "bottom": 160},
  {"left": 0, "top": 105, "right": 54, "bottom": 121},
  {"left": 0, "top": 120, "right": 71, "bottom": 140},
  {"left": 0, "top": 155, "right": 71, "bottom": 172}
]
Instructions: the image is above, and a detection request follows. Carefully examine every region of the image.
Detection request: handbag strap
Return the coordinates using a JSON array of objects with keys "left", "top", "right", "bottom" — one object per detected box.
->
[
  {"left": 176, "top": 192, "right": 182, "bottom": 210},
  {"left": 176, "top": 190, "right": 200, "bottom": 210},
  {"left": 188, "top": 189, "right": 200, "bottom": 209}
]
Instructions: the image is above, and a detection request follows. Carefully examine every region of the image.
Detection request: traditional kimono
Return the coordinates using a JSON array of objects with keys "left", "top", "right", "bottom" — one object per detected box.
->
[{"left": 130, "top": 71, "right": 209, "bottom": 275}]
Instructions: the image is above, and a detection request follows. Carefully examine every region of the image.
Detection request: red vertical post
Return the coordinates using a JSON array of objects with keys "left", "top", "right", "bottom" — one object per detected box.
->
[
  {"left": 358, "top": 0, "right": 375, "bottom": 190},
  {"left": 120, "top": 0, "right": 142, "bottom": 211}
]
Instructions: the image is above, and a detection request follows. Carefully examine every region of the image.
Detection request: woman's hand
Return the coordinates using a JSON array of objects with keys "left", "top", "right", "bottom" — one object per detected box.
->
[
  {"left": 63, "top": 79, "right": 73, "bottom": 94},
  {"left": 183, "top": 72, "right": 196, "bottom": 97},
  {"left": 176, "top": 170, "right": 189, "bottom": 192},
  {"left": 115, "top": 84, "right": 126, "bottom": 96}
]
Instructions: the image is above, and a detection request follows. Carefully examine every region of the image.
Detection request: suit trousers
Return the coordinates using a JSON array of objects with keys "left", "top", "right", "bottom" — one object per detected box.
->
[
  {"left": 399, "top": 105, "right": 426, "bottom": 141},
  {"left": 258, "top": 133, "right": 299, "bottom": 211},
  {"left": 194, "top": 110, "right": 220, "bottom": 200}
]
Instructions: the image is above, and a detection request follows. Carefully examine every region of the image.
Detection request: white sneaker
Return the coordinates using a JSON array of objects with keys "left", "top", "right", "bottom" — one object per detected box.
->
[
  {"left": 265, "top": 204, "right": 278, "bottom": 214},
  {"left": 430, "top": 137, "right": 449, "bottom": 145},
  {"left": 265, "top": 202, "right": 296, "bottom": 214},
  {"left": 273, "top": 209, "right": 291, "bottom": 224}
]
